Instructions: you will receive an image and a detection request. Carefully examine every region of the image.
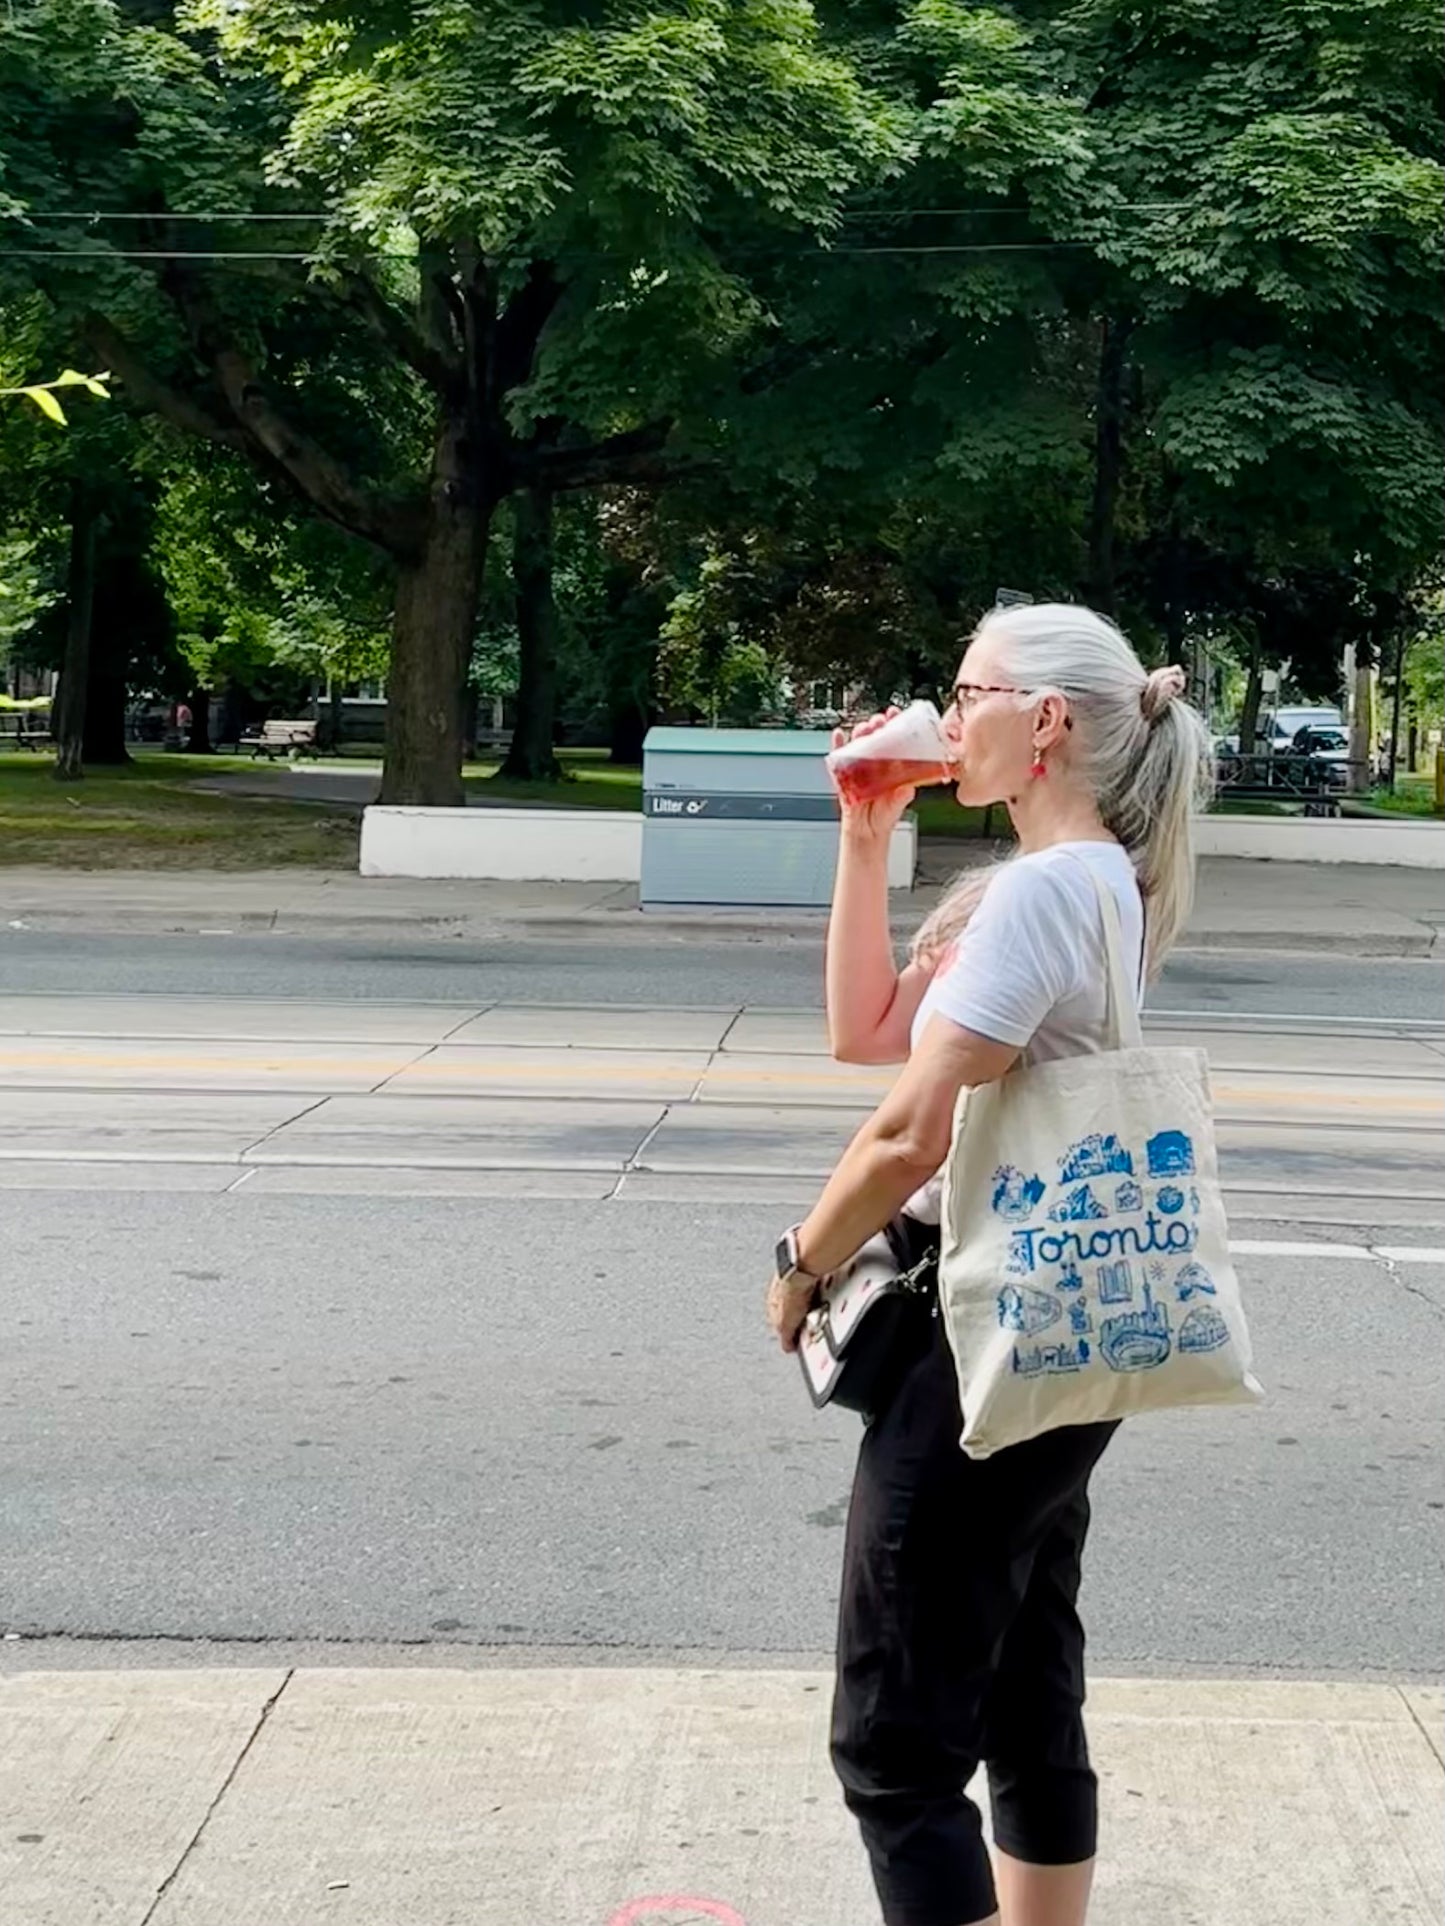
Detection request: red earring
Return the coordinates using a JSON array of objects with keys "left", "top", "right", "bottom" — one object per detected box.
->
[{"left": 1030, "top": 750, "right": 1047, "bottom": 780}]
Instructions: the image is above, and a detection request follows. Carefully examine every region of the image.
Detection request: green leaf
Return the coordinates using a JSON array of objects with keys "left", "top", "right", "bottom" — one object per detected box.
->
[{"left": 21, "top": 387, "right": 67, "bottom": 425}]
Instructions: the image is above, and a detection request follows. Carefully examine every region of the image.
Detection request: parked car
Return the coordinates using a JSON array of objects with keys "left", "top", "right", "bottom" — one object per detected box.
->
[
  {"left": 1213, "top": 726, "right": 1349, "bottom": 794},
  {"left": 1267, "top": 704, "right": 1345, "bottom": 743},
  {"left": 1290, "top": 724, "right": 1351, "bottom": 788},
  {"left": 1214, "top": 727, "right": 1290, "bottom": 760}
]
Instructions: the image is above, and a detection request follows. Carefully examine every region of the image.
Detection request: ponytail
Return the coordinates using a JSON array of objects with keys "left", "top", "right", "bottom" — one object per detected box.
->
[{"left": 1100, "top": 689, "right": 1214, "bottom": 971}]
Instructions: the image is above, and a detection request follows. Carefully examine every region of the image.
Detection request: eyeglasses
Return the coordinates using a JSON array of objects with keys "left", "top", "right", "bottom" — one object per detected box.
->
[{"left": 945, "top": 681, "right": 1026, "bottom": 719}]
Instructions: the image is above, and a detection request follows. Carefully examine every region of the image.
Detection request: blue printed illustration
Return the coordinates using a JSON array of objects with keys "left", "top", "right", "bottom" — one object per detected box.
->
[
  {"left": 1173, "top": 1261, "right": 1216, "bottom": 1302},
  {"left": 1057, "top": 1259, "right": 1085, "bottom": 1294},
  {"left": 1114, "top": 1179, "right": 1143, "bottom": 1213},
  {"left": 997, "top": 1284, "right": 1063, "bottom": 1336},
  {"left": 1097, "top": 1259, "right": 1134, "bottom": 1305},
  {"left": 1060, "top": 1133, "right": 1134, "bottom": 1183},
  {"left": 1189, "top": 1186, "right": 1202, "bottom": 1216},
  {"left": 1179, "top": 1304, "right": 1230, "bottom": 1353},
  {"left": 1012, "top": 1338, "right": 1091, "bottom": 1378},
  {"left": 991, "top": 1165, "right": 1046, "bottom": 1221},
  {"left": 1156, "top": 1184, "right": 1185, "bottom": 1216},
  {"left": 1146, "top": 1130, "right": 1196, "bottom": 1178},
  {"left": 1006, "top": 1229, "right": 1037, "bottom": 1276},
  {"left": 1068, "top": 1298, "right": 1094, "bottom": 1336},
  {"left": 1049, "top": 1183, "right": 1109, "bottom": 1223},
  {"left": 1148, "top": 1259, "right": 1169, "bottom": 1287},
  {"left": 1099, "top": 1287, "right": 1172, "bottom": 1372}
]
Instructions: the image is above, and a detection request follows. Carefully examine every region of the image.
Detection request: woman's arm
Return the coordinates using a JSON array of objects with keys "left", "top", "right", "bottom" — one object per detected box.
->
[
  {"left": 825, "top": 825, "right": 934, "bottom": 1063},
  {"left": 766, "top": 1015, "right": 1019, "bottom": 1351}
]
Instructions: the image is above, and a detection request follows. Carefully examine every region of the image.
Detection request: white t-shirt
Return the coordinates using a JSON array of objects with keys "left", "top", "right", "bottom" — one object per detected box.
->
[{"left": 904, "top": 840, "right": 1146, "bottom": 1223}]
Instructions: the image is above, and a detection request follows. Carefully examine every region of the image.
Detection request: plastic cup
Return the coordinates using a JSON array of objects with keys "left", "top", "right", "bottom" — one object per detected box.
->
[{"left": 826, "top": 700, "right": 956, "bottom": 807}]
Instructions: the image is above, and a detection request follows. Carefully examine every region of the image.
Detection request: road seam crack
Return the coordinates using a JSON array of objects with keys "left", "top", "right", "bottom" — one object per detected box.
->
[
  {"left": 606, "top": 1105, "right": 673, "bottom": 1198},
  {"left": 369, "top": 1043, "right": 436, "bottom": 1094},
  {"left": 137, "top": 1667, "right": 294, "bottom": 1924},
  {"left": 1367, "top": 1246, "right": 1445, "bottom": 1323},
  {"left": 714, "top": 1007, "right": 746, "bottom": 1053},
  {"left": 235, "top": 1095, "right": 331, "bottom": 1164},
  {"left": 1397, "top": 1685, "right": 1445, "bottom": 1772},
  {"left": 438, "top": 1004, "right": 494, "bottom": 1042}
]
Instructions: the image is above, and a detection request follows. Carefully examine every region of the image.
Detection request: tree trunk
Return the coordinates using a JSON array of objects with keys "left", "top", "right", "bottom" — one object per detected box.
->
[
  {"left": 82, "top": 630, "right": 132, "bottom": 765},
  {"left": 215, "top": 683, "right": 245, "bottom": 750},
  {"left": 186, "top": 687, "right": 213, "bottom": 754},
  {"left": 379, "top": 424, "right": 490, "bottom": 807},
  {"left": 52, "top": 484, "right": 99, "bottom": 781},
  {"left": 608, "top": 702, "right": 648, "bottom": 765},
  {"left": 500, "top": 488, "right": 564, "bottom": 782},
  {"left": 1237, "top": 631, "right": 1264, "bottom": 757},
  {"left": 461, "top": 684, "right": 479, "bottom": 762},
  {"left": 1348, "top": 652, "right": 1374, "bottom": 791},
  {"left": 1385, "top": 623, "right": 1408, "bottom": 793},
  {"left": 1085, "top": 314, "right": 1134, "bottom": 616},
  {"left": 601, "top": 570, "right": 659, "bottom": 763}
]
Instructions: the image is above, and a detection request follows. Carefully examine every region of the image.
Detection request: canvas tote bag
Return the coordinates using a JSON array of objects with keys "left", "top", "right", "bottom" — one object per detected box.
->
[{"left": 938, "top": 863, "right": 1262, "bottom": 1458}]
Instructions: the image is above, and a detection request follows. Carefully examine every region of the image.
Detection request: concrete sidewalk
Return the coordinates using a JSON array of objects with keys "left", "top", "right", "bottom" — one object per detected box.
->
[
  {"left": 0, "top": 1666, "right": 1439, "bottom": 1925},
  {"left": 2, "top": 854, "right": 1442, "bottom": 954}
]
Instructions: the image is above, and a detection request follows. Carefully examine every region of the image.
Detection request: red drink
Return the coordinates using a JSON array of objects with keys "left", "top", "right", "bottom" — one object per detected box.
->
[
  {"left": 826, "top": 701, "right": 957, "bottom": 805},
  {"left": 830, "top": 754, "right": 955, "bottom": 806}
]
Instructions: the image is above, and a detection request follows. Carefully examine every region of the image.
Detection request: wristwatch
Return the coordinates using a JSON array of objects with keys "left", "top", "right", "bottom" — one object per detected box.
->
[{"left": 774, "top": 1224, "right": 828, "bottom": 1290}]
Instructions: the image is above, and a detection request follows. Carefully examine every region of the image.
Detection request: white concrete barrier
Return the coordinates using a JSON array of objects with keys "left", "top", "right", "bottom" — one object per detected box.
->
[
  {"left": 1193, "top": 813, "right": 1444, "bottom": 867},
  {"left": 887, "top": 815, "right": 917, "bottom": 890},
  {"left": 365, "top": 803, "right": 1442, "bottom": 881},
  {"left": 361, "top": 807, "right": 642, "bottom": 882},
  {"left": 361, "top": 805, "right": 918, "bottom": 889}
]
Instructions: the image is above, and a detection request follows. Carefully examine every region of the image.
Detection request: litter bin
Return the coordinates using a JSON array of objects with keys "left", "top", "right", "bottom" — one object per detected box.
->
[{"left": 641, "top": 726, "right": 915, "bottom": 908}]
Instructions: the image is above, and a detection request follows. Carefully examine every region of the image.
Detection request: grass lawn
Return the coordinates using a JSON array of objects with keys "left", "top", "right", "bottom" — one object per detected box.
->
[
  {"left": 1207, "top": 796, "right": 1298, "bottom": 817},
  {"left": 462, "top": 755, "right": 643, "bottom": 810},
  {"left": 0, "top": 752, "right": 360, "bottom": 869},
  {"left": 1347, "top": 776, "right": 1444, "bottom": 820},
  {"left": 0, "top": 744, "right": 993, "bottom": 869},
  {"left": 467, "top": 758, "right": 989, "bottom": 837}
]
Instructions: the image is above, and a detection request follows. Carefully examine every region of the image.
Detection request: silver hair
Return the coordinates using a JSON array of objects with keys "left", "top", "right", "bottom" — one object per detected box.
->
[{"left": 912, "top": 602, "right": 1214, "bottom": 977}]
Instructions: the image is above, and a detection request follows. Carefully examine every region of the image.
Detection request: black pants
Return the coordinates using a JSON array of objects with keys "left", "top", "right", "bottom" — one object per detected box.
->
[{"left": 831, "top": 1307, "right": 1117, "bottom": 1926}]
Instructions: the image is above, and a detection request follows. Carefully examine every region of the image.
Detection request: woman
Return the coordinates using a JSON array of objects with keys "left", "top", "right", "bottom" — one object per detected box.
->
[{"left": 765, "top": 602, "right": 1210, "bottom": 1926}]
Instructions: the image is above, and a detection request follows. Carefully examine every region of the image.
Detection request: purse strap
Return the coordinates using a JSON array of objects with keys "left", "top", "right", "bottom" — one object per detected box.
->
[{"left": 1072, "top": 856, "right": 1145, "bottom": 1052}]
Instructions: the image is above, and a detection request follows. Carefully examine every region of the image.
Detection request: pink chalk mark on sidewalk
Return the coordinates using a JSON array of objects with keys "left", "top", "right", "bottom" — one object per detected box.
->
[{"left": 607, "top": 1898, "right": 748, "bottom": 1926}]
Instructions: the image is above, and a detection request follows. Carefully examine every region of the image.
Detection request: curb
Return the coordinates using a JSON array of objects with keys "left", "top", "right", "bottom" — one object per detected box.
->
[{"left": 2, "top": 903, "right": 1438, "bottom": 957}]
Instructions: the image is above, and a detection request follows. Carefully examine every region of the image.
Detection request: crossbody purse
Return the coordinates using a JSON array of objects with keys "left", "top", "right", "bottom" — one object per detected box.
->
[{"left": 797, "top": 1218, "right": 940, "bottom": 1419}]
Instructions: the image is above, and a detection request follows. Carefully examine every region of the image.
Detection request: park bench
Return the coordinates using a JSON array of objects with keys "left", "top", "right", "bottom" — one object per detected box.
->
[
  {"left": 0, "top": 712, "right": 53, "bottom": 751},
  {"left": 1215, "top": 751, "right": 1342, "bottom": 817},
  {"left": 242, "top": 718, "right": 319, "bottom": 760}
]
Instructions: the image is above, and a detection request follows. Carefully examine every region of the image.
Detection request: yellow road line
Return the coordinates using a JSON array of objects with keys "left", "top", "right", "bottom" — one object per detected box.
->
[{"left": 0, "top": 1047, "right": 1440, "bottom": 1112}]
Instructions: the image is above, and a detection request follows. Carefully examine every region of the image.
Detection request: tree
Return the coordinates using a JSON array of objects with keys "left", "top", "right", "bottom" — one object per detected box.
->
[
  {"left": 153, "top": 449, "right": 392, "bottom": 746},
  {"left": 0, "top": 308, "right": 133, "bottom": 773},
  {"left": 4, "top": 0, "right": 894, "bottom": 800},
  {"left": 1067, "top": 0, "right": 1445, "bottom": 699}
]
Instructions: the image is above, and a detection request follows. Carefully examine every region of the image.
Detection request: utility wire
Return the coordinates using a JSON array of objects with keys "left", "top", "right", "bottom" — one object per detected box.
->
[
  {"left": 6, "top": 199, "right": 1197, "bottom": 223},
  {"left": 0, "top": 240, "right": 1137, "bottom": 262}
]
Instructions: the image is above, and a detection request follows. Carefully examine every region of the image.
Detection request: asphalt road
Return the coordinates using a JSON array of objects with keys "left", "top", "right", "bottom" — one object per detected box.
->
[
  {"left": 1, "top": 1192, "right": 1440, "bottom": 1679},
  {"left": 0, "top": 926, "right": 1443, "bottom": 1020},
  {"left": 0, "top": 986, "right": 1441, "bottom": 1686}
]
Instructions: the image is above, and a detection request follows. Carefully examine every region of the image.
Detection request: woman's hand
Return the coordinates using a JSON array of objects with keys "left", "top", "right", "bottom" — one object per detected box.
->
[
  {"left": 766, "top": 1271, "right": 819, "bottom": 1354},
  {"left": 833, "top": 709, "right": 917, "bottom": 839}
]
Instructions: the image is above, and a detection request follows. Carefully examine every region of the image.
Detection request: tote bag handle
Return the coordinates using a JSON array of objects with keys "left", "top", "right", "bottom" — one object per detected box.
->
[{"left": 1073, "top": 858, "right": 1145, "bottom": 1052}]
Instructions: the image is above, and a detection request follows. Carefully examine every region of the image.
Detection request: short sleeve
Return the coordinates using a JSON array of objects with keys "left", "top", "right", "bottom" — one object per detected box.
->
[{"left": 923, "top": 860, "right": 1088, "bottom": 1048}]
